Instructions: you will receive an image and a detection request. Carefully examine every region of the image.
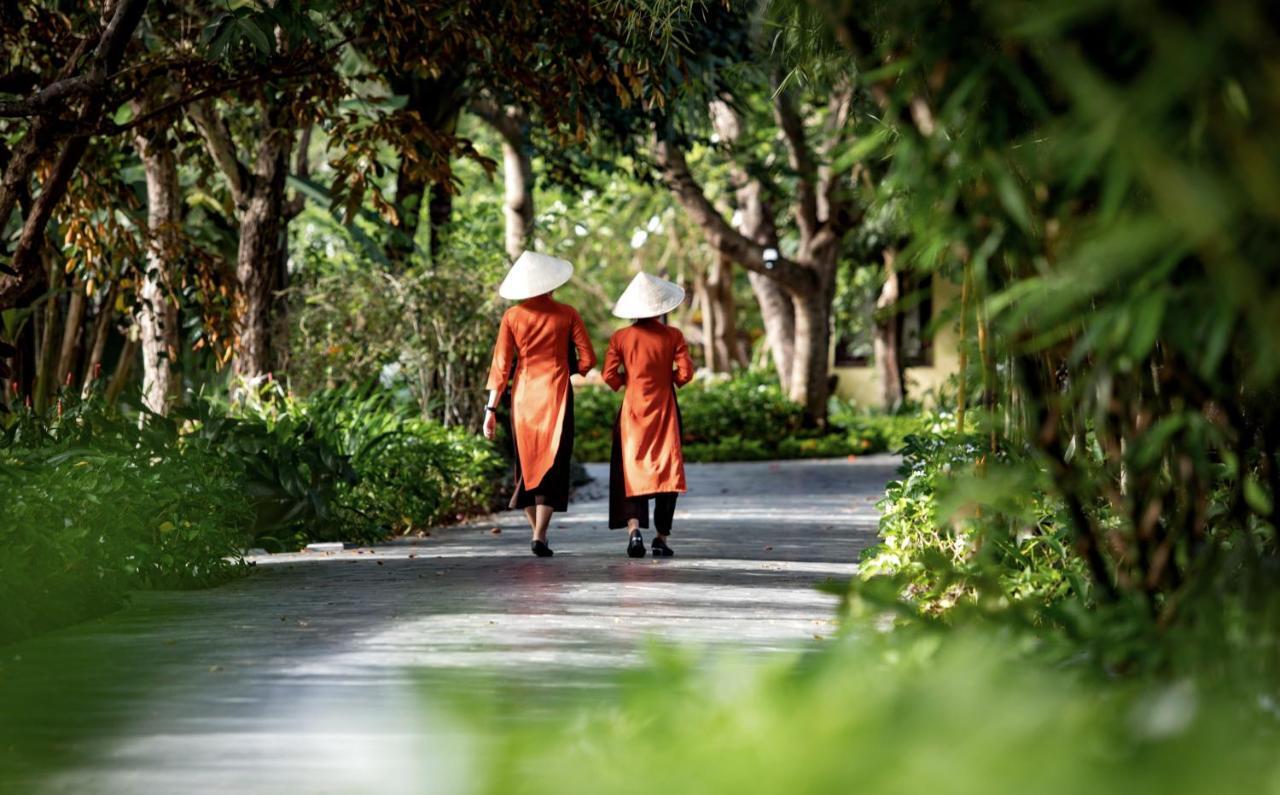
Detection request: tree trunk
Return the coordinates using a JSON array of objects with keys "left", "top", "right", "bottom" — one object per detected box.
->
[
  {"left": 874, "top": 249, "right": 906, "bottom": 412},
  {"left": 55, "top": 281, "right": 87, "bottom": 389},
  {"left": 698, "top": 252, "right": 742, "bottom": 372},
  {"left": 33, "top": 253, "right": 62, "bottom": 413},
  {"left": 711, "top": 101, "right": 797, "bottom": 388},
  {"left": 105, "top": 333, "right": 137, "bottom": 408},
  {"left": 390, "top": 156, "right": 426, "bottom": 264},
  {"left": 232, "top": 122, "right": 291, "bottom": 384},
  {"left": 473, "top": 101, "right": 534, "bottom": 260},
  {"left": 234, "top": 179, "right": 286, "bottom": 383},
  {"left": 387, "top": 70, "right": 467, "bottom": 265},
  {"left": 428, "top": 180, "right": 453, "bottom": 261},
  {"left": 84, "top": 280, "right": 117, "bottom": 391},
  {"left": 790, "top": 288, "right": 832, "bottom": 425},
  {"left": 135, "top": 120, "right": 182, "bottom": 415},
  {"left": 747, "top": 271, "right": 795, "bottom": 389},
  {"left": 498, "top": 121, "right": 533, "bottom": 260},
  {"left": 0, "top": 0, "right": 150, "bottom": 309}
]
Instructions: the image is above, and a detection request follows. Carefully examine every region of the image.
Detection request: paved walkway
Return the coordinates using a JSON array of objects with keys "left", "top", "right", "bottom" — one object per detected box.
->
[{"left": 0, "top": 457, "right": 898, "bottom": 794}]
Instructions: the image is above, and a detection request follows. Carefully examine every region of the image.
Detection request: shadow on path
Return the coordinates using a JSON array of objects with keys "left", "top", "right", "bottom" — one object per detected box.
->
[{"left": 0, "top": 455, "right": 898, "bottom": 794}]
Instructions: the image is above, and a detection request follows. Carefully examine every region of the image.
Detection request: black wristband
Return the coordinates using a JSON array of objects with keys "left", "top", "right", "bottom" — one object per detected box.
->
[{"left": 484, "top": 406, "right": 496, "bottom": 413}]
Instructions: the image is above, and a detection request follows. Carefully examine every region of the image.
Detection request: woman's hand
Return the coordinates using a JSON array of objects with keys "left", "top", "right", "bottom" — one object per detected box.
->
[{"left": 483, "top": 409, "right": 497, "bottom": 440}]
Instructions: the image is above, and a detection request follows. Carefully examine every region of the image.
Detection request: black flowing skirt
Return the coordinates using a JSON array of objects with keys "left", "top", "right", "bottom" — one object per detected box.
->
[
  {"left": 508, "top": 380, "right": 574, "bottom": 513},
  {"left": 608, "top": 385, "right": 684, "bottom": 530}
]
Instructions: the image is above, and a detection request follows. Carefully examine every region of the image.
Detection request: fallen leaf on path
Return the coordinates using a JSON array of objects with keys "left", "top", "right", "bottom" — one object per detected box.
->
[
  {"left": 764, "top": 545, "right": 773, "bottom": 551},
  {"left": 408, "top": 554, "right": 417, "bottom": 559},
  {"left": 376, "top": 560, "right": 384, "bottom": 566},
  {"left": 490, "top": 527, "right": 502, "bottom": 534},
  {"left": 209, "top": 665, "right": 223, "bottom": 672}
]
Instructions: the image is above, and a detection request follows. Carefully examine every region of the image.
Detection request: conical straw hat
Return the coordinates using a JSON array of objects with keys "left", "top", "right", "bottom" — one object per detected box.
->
[
  {"left": 612, "top": 272, "right": 686, "bottom": 319},
  {"left": 498, "top": 250, "right": 575, "bottom": 300}
]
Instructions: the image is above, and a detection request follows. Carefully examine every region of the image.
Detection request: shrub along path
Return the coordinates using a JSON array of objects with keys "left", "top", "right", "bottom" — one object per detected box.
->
[{"left": 1, "top": 456, "right": 897, "bottom": 794}]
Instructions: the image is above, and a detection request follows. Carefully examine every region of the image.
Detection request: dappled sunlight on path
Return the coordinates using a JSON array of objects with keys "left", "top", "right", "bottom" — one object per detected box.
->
[{"left": 1, "top": 456, "right": 897, "bottom": 794}]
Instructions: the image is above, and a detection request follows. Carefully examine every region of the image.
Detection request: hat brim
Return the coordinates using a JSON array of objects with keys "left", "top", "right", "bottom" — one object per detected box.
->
[
  {"left": 612, "top": 287, "right": 686, "bottom": 319},
  {"left": 498, "top": 255, "right": 574, "bottom": 300}
]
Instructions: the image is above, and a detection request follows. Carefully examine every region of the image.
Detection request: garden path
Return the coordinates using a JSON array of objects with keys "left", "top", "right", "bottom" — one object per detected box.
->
[{"left": 1, "top": 456, "right": 898, "bottom": 794}]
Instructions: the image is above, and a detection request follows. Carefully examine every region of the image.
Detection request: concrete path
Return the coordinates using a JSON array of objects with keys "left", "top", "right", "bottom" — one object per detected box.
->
[{"left": 0, "top": 457, "right": 898, "bottom": 795}]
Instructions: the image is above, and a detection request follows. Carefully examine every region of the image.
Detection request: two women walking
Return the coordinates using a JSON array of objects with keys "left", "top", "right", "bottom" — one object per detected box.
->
[{"left": 482, "top": 251, "right": 692, "bottom": 558}]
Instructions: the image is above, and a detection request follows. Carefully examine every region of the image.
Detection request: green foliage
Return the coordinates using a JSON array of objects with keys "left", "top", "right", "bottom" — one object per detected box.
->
[
  {"left": 0, "top": 395, "right": 251, "bottom": 645},
  {"left": 477, "top": 625, "right": 1280, "bottom": 795},
  {"left": 859, "top": 432, "right": 1085, "bottom": 617},
  {"left": 289, "top": 202, "right": 507, "bottom": 429},
  {"left": 0, "top": 380, "right": 505, "bottom": 642},
  {"left": 305, "top": 388, "right": 506, "bottom": 536},
  {"left": 206, "top": 383, "right": 505, "bottom": 548},
  {"left": 791, "top": 0, "right": 1280, "bottom": 642},
  {"left": 828, "top": 400, "right": 943, "bottom": 453},
  {"left": 574, "top": 373, "right": 903, "bottom": 462}
]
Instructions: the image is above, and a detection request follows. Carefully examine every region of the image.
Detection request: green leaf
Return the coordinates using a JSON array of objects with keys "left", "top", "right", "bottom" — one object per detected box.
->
[{"left": 237, "top": 18, "right": 272, "bottom": 55}]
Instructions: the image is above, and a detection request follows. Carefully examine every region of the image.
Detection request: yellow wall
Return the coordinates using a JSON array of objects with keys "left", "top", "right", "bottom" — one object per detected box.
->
[{"left": 831, "top": 277, "right": 960, "bottom": 408}]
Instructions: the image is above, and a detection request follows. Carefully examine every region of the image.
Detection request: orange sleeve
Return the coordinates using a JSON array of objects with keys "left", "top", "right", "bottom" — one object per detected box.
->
[
  {"left": 569, "top": 308, "right": 597, "bottom": 374},
  {"left": 672, "top": 329, "right": 694, "bottom": 387},
  {"left": 602, "top": 335, "right": 625, "bottom": 391},
  {"left": 485, "top": 311, "right": 516, "bottom": 397}
]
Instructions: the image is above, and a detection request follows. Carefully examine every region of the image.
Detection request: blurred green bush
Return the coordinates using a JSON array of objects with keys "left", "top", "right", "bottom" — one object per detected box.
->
[
  {"left": 0, "top": 394, "right": 252, "bottom": 644},
  {"left": 477, "top": 626, "right": 1280, "bottom": 795},
  {"left": 0, "top": 382, "right": 504, "bottom": 643},
  {"left": 574, "top": 372, "right": 927, "bottom": 462}
]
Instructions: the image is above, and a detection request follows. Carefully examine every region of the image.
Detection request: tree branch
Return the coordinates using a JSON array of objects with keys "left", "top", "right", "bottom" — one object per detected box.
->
[
  {"left": 771, "top": 73, "right": 819, "bottom": 246},
  {"left": 818, "top": 77, "right": 855, "bottom": 225},
  {"left": 188, "top": 99, "right": 251, "bottom": 209},
  {"left": 0, "top": 0, "right": 149, "bottom": 308},
  {"left": 653, "top": 133, "right": 817, "bottom": 296},
  {"left": 469, "top": 97, "right": 522, "bottom": 145}
]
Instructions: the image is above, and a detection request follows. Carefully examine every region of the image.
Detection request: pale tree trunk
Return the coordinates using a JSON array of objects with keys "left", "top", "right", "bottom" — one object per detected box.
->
[
  {"left": 697, "top": 252, "right": 744, "bottom": 372},
  {"left": 710, "top": 100, "right": 797, "bottom": 390},
  {"left": 790, "top": 245, "right": 837, "bottom": 423},
  {"left": 500, "top": 132, "right": 533, "bottom": 259},
  {"left": 873, "top": 248, "right": 906, "bottom": 412},
  {"left": 737, "top": 177, "right": 795, "bottom": 389},
  {"left": 472, "top": 101, "right": 534, "bottom": 260},
  {"left": 747, "top": 272, "right": 795, "bottom": 387},
  {"left": 658, "top": 73, "right": 858, "bottom": 426},
  {"left": 134, "top": 118, "right": 182, "bottom": 415}
]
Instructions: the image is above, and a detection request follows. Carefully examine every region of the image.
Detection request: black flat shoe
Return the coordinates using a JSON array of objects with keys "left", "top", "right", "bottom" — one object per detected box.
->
[
  {"left": 651, "top": 536, "right": 674, "bottom": 557},
  {"left": 531, "top": 539, "right": 554, "bottom": 558},
  {"left": 627, "top": 530, "right": 646, "bottom": 559}
]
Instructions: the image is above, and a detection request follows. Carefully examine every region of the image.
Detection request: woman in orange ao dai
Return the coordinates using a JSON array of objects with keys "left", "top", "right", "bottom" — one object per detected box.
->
[
  {"left": 602, "top": 272, "right": 694, "bottom": 558},
  {"left": 483, "top": 251, "right": 596, "bottom": 557}
]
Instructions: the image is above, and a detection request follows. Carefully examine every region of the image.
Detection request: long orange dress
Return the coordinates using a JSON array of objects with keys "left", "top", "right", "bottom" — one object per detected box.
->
[
  {"left": 486, "top": 294, "right": 596, "bottom": 492},
  {"left": 602, "top": 319, "right": 695, "bottom": 496}
]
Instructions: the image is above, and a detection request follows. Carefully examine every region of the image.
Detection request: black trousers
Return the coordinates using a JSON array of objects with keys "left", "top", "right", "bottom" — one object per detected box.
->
[
  {"left": 608, "top": 414, "right": 678, "bottom": 532},
  {"left": 614, "top": 491, "right": 678, "bottom": 533}
]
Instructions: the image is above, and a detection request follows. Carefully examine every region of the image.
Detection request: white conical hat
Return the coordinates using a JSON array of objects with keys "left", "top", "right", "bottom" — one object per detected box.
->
[
  {"left": 612, "top": 272, "right": 686, "bottom": 319},
  {"left": 498, "top": 250, "right": 574, "bottom": 300}
]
